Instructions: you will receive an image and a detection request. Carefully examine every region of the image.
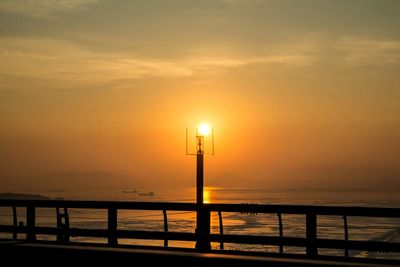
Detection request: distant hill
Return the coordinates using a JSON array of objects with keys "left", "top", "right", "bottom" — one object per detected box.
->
[
  {"left": 0, "top": 192, "right": 50, "bottom": 200},
  {"left": 31, "top": 170, "right": 139, "bottom": 190}
]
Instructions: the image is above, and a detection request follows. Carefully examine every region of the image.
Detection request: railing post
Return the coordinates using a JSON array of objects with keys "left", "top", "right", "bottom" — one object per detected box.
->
[
  {"left": 343, "top": 215, "right": 349, "bottom": 257},
  {"left": 56, "top": 207, "right": 70, "bottom": 242},
  {"left": 163, "top": 209, "right": 168, "bottom": 247},
  {"left": 108, "top": 207, "right": 118, "bottom": 246},
  {"left": 195, "top": 205, "right": 211, "bottom": 251},
  {"left": 26, "top": 206, "right": 36, "bottom": 242},
  {"left": 218, "top": 211, "right": 224, "bottom": 250},
  {"left": 12, "top": 206, "right": 18, "bottom": 240},
  {"left": 306, "top": 213, "right": 317, "bottom": 256},
  {"left": 277, "top": 213, "right": 283, "bottom": 253}
]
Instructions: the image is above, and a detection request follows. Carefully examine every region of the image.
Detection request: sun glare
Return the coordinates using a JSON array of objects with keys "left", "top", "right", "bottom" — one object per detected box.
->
[
  {"left": 203, "top": 189, "right": 210, "bottom": 204},
  {"left": 198, "top": 123, "right": 211, "bottom": 136}
]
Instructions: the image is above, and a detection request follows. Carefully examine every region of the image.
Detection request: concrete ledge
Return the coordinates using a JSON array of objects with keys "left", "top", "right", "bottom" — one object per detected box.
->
[{"left": 1, "top": 241, "right": 399, "bottom": 267}]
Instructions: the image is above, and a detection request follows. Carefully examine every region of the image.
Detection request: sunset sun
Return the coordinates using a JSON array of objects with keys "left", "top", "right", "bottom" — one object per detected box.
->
[{"left": 198, "top": 123, "right": 211, "bottom": 136}]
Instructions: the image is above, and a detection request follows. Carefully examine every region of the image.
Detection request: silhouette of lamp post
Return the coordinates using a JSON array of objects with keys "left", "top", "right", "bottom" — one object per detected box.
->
[{"left": 186, "top": 123, "right": 214, "bottom": 251}]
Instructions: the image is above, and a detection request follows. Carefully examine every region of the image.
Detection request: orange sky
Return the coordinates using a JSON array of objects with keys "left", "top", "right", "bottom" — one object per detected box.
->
[{"left": 0, "top": 0, "right": 399, "bottom": 191}]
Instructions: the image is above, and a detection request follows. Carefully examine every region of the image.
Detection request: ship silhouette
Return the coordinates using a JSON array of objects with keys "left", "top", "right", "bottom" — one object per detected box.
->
[
  {"left": 122, "top": 189, "right": 138, "bottom": 193},
  {"left": 138, "top": 191, "right": 154, "bottom": 196}
]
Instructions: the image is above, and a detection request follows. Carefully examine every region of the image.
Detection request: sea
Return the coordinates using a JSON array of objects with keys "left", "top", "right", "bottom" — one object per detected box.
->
[{"left": 1, "top": 187, "right": 399, "bottom": 259}]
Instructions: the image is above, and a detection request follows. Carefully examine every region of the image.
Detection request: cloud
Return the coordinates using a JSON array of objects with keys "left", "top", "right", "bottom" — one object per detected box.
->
[
  {"left": 0, "top": 0, "right": 100, "bottom": 18},
  {"left": 217, "top": 0, "right": 265, "bottom": 5},
  {"left": 340, "top": 37, "right": 400, "bottom": 66},
  {"left": 0, "top": 37, "right": 191, "bottom": 90},
  {"left": 191, "top": 54, "right": 315, "bottom": 70},
  {"left": 0, "top": 37, "right": 318, "bottom": 91}
]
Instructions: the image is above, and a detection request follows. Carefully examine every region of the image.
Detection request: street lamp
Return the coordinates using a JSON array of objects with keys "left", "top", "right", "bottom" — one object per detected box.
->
[
  {"left": 186, "top": 123, "right": 214, "bottom": 250},
  {"left": 195, "top": 123, "right": 211, "bottom": 205}
]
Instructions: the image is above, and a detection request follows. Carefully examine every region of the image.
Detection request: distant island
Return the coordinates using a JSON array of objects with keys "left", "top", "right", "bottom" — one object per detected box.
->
[{"left": 0, "top": 193, "right": 51, "bottom": 200}]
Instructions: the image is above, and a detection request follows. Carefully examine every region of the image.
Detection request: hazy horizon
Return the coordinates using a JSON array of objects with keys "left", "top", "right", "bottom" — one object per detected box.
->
[
  {"left": 1, "top": 169, "right": 400, "bottom": 193},
  {"left": 1, "top": 0, "right": 399, "bottom": 192}
]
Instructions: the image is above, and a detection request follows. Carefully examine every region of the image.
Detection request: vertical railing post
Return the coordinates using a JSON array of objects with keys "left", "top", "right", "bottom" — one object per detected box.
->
[
  {"left": 26, "top": 206, "right": 36, "bottom": 242},
  {"left": 163, "top": 209, "right": 168, "bottom": 247},
  {"left": 218, "top": 211, "right": 224, "bottom": 250},
  {"left": 195, "top": 205, "right": 211, "bottom": 251},
  {"left": 343, "top": 215, "right": 349, "bottom": 257},
  {"left": 56, "top": 207, "right": 61, "bottom": 241},
  {"left": 108, "top": 207, "right": 118, "bottom": 246},
  {"left": 12, "top": 206, "right": 18, "bottom": 240},
  {"left": 56, "top": 207, "right": 70, "bottom": 242},
  {"left": 278, "top": 213, "right": 283, "bottom": 253},
  {"left": 306, "top": 213, "right": 317, "bottom": 256},
  {"left": 63, "top": 207, "right": 70, "bottom": 242}
]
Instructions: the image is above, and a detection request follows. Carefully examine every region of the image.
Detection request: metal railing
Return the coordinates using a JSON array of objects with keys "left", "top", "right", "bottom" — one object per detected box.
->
[{"left": 0, "top": 199, "right": 400, "bottom": 258}]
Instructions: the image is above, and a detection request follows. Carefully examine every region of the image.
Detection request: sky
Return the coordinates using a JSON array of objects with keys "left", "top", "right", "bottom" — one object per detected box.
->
[{"left": 0, "top": 0, "right": 399, "bottom": 191}]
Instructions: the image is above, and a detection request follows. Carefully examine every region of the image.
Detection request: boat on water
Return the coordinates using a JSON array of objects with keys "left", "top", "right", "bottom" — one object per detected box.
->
[
  {"left": 139, "top": 191, "right": 154, "bottom": 196},
  {"left": 122, "top": 189, "right": 138, "bottom": 193}
]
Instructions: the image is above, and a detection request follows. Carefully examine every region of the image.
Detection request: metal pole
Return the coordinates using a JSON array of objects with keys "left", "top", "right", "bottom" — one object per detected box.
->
[
  {"left": 196, "top": 135, "right": 204, "bottom": 207},
  {"left": 196, "top": 152, "right": 204, "bottom": 205},
  {"left": 195, "top": 136, "right": 210, "bottom": 250},
  {"left": 196, "top": 136, "right": 204, "bottom": 246}
]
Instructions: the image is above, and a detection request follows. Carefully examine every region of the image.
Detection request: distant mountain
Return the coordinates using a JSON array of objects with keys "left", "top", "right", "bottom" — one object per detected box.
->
[
  {"left": 0, "top": 192, "right": 50, "bottom": 200},
  {"left": 32, "top": 170, "right": 139, "bottom": 190}
]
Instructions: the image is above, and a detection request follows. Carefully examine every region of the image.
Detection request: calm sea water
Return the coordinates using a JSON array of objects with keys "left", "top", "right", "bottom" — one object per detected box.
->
[{"left": 1, "top": 187, "right": 400, "bottom": 258}]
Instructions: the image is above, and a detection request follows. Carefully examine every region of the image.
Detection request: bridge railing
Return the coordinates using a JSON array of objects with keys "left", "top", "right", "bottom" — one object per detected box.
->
[{"left": 0, "top": 199, "right": 399, "bottom": 258}]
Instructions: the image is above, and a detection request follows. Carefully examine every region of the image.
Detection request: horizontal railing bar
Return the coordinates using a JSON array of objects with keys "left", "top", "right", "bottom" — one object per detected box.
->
[
  {"left": 1, "top": 200, "right": 399, "bottom": 217},
  {"left": 0, "top": 225, "right": 101, "bottom": 237},
  {"left": 316, "top": 238, "right": 400, "bottom": 252},
  {"left": 0, "top": 224, "right": 304, "bottom": 246},
  {"left": 2, "top": 223, "right": 399, "bottom": 253},
  {"left": 0, "top": 225, "right": 197, "bottom": 241},
  {"left": 0, "top": 225, "right": 23, "bottom": 232},
  {"left": 0, "top": 200, "right": 197, "bottom": 211},
  {"left": 117, "top": 230, "right": 196, "bottom": 241},
  {"left": 210, "top": 234, "right": 306, "bottom": 246},
  {"left": 212, "top": 234, "right": 400, "bottom": 252},
  {"left": 22, "top": 227, "right": 108, "bottom": 238},
  {"left": 208, "top": 204, "right": 400, "bottom": 217}
]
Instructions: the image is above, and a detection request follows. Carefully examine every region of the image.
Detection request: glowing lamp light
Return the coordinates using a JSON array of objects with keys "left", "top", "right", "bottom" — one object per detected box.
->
[
  {"left": 186, "top": 123, "right": 214, "bottom": 156},
  {"left": 198, "top": 123, "right": 211, "bottom": 136}
]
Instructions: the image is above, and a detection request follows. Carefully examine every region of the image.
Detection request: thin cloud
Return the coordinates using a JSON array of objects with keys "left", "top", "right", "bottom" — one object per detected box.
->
[
  {"left": 0, "top": 37, "right": 319, "bottom": 91},
  {"left": 0, "top": 0, "right": 100, "bottom": 18},
  {"left": 190, "top": 55, "right": 315, "bottom": 71},
  {"left": 257, "top": 55, "right": 316, "bottom": 66},
  {"left": 217, "top": 0, "right": 265, "bottom": 5},
  {"left": 0, "top": 37, "right": 196, "bottom": 90},
  {"left": 340, "top": 37, "right": 400, "bottom": 66}
]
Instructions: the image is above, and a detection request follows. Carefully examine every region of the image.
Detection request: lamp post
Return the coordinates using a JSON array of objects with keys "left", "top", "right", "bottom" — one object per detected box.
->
[
  {"left": 186, "top": 123, "right": 213, "bottom": 251},
  {"left": 196, "top": 130, "right": 205, "bottom": 206}
]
